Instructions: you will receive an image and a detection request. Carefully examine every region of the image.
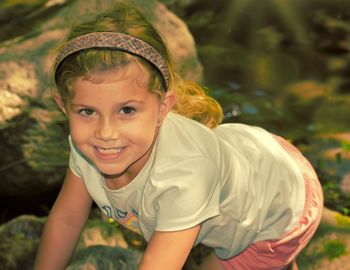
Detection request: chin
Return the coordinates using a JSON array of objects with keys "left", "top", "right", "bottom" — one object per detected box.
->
[{"left": 98, "top": 167, "right": 125, "bottom": 178}]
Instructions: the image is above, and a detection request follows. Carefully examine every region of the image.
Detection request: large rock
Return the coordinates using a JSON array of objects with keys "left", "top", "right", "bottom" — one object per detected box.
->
[{"left": 0, "top": 0, "right": 203, "bottom": 197}]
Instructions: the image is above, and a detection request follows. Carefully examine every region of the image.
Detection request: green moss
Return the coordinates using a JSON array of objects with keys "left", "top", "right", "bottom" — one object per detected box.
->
[
  {"left": 323, "top": 239, "right": 347, "bottom": 259},
  {"left": 84, "top": 218, "right": 120, "bottom": 239},
  {"left": 68, "top": 246, "right": 141, "bottom": 270},
  {"left": 335, "top": 212, "right": 350, "bottom": 228},
  {"left": 0, "top": 0, "right": 45, "bottom": 9},
  {"left": 0, "top": 231, "right": 40, "bottom": 269}
]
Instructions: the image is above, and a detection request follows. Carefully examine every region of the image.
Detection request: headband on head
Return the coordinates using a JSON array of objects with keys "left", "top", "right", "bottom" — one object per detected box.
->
[{"left": 54, "top": 32, "right": 170, "bottom": 89}]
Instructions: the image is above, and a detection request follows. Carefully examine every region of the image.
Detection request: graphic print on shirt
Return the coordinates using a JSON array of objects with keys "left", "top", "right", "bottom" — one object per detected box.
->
[{"left": 102, "top": 205, "right": 141, "bottom": 235}]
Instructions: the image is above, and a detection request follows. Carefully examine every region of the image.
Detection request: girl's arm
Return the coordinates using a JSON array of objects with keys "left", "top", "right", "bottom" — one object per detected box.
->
[
  {"left": 34, "top": 168, "right": 93, "bottom": 270},
  {"left": 139, "top": 225, "right": 201, "bottom": 270}
]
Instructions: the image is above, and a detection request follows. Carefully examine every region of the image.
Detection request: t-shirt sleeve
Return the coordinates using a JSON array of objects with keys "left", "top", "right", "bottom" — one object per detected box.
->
[
  {"left": 151, "top": 157, "right": 221, "bottom": 231},
  {"left": 68, "top": 136, "right": 83, "bottom": 178}
]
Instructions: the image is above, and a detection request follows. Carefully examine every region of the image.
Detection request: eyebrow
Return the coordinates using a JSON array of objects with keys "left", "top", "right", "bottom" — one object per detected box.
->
[{"left": 70, "top": 100, "right": 145, "bottom": 108}]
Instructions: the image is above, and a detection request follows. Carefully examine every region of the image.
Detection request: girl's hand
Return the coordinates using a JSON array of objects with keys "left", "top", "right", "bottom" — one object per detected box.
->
[{"left": 139, "top": 225, "right": 201, "bottom": 270}]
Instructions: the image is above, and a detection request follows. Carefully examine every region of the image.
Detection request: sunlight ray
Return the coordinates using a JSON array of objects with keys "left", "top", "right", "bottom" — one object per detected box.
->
[
  {"left": 271, "top": 0, "right": 311, "bottom": 47},
  {"left": 221, "top": 0, "right": 252, "bottom": 36}
]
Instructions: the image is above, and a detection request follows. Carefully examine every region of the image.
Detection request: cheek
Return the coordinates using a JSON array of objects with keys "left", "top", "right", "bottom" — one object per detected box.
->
[
  {"left": 126, "top": 118, "right": 158, "bottom": 144},
  {"left": 69, "top": 118, "right": 92, "bottom": 142}
]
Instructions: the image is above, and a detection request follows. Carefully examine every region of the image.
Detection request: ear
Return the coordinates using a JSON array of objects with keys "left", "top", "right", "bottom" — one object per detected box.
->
[
  {"left": 157, "top": 91, "right": 176, "bottom": 126},
  {"left": 53, "top": 92, "right": 67, "bottom": 114}
]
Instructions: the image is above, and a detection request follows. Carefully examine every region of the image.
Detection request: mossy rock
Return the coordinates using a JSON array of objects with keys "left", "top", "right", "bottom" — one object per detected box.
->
[
  {"left": 67, "top": 245, "right": 142, "bottom": 270},
  {"left": 0, "top": 215, "right": 46, "bottom": 270}
]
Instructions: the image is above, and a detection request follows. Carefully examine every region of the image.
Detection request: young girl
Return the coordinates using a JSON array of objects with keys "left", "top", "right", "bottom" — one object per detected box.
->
[{"left": 34, "top": 2, "right": 323, "bottom": 269}]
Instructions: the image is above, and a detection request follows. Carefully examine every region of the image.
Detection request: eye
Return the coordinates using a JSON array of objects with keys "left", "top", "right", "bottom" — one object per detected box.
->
[
  {"left": 120, "top": 106, "right": 136, "bottom": 115},
  {"left": 78, "top": 108, "right": 96, "bottom": 117}
]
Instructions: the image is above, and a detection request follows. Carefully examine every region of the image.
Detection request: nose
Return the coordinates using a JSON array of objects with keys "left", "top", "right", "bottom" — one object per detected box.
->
[{"left": 95, "top": 117, "right": 118, "bottom": 141}]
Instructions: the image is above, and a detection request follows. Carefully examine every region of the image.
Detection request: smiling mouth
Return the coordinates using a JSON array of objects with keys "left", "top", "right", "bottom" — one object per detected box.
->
[{"left": 95, "top": 146, "right": 122, "bottom": 154}]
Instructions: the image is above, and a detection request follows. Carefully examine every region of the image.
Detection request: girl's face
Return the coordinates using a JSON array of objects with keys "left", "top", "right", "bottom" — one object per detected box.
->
[{"left": 60, "top": 61, "right": 175, "bottom": 186}]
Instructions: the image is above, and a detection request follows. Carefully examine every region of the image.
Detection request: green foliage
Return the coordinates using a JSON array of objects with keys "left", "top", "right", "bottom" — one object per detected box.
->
[
  {"left": 296, "top": 221, "right": 350, "bottom": 269},
  {"left": 335, "top": 212, "right": 350, "bottom": 228},
  {"left": 317, "top": 169, "right": 350, "bottom": 216},
  {"left": 0, "top": 0, "right": 46, "bottom": 9},
  {"left": 342, "top": 208, "right": 350, "bottom": 216},
  {"left": 341, "top": 141, "right": 350, "bottom": 152},
  {"left": 323, "top": 239, "right": 347, "bottom": 260}
]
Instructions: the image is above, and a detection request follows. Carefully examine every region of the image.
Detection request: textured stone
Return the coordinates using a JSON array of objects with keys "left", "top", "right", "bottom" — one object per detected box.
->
[{"left": 0, "top": 61, "right": 38, "bottom": 125}]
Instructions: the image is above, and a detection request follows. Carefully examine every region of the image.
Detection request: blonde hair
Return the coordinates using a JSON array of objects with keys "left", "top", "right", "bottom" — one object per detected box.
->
[{"left": 54, "top": 1, "right": 223, "bottom": 128}]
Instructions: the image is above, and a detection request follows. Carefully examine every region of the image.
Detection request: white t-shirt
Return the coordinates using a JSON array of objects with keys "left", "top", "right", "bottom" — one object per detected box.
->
[{"left": 69, "top": 112, "right": 305, "bottom": 259}]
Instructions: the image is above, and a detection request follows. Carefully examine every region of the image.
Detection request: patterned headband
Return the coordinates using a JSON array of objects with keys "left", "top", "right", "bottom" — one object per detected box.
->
[{"left": 54, "top": 32, "right": 170, "bottom": 88}]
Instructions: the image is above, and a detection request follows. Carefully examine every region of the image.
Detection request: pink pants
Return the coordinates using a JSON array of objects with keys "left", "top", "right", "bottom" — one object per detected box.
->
[{"left": 220, "top": 135, "right": 324, "bottom": 270}]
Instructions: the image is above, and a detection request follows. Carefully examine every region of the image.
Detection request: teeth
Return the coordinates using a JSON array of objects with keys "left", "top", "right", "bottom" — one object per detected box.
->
[{"left": 96, "top": 147, "right": 121, "bottom": 154}]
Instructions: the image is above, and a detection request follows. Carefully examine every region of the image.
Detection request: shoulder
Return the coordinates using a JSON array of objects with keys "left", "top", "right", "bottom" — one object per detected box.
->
[
  {"left": 214, "top": 122, "right": 278, "bottom": 154},
  {"left": 215, "top": 122, "right": 271, "bottom": 139},
  {"left": 155, "top": 112, "right": 222, "bottom": 166}
]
